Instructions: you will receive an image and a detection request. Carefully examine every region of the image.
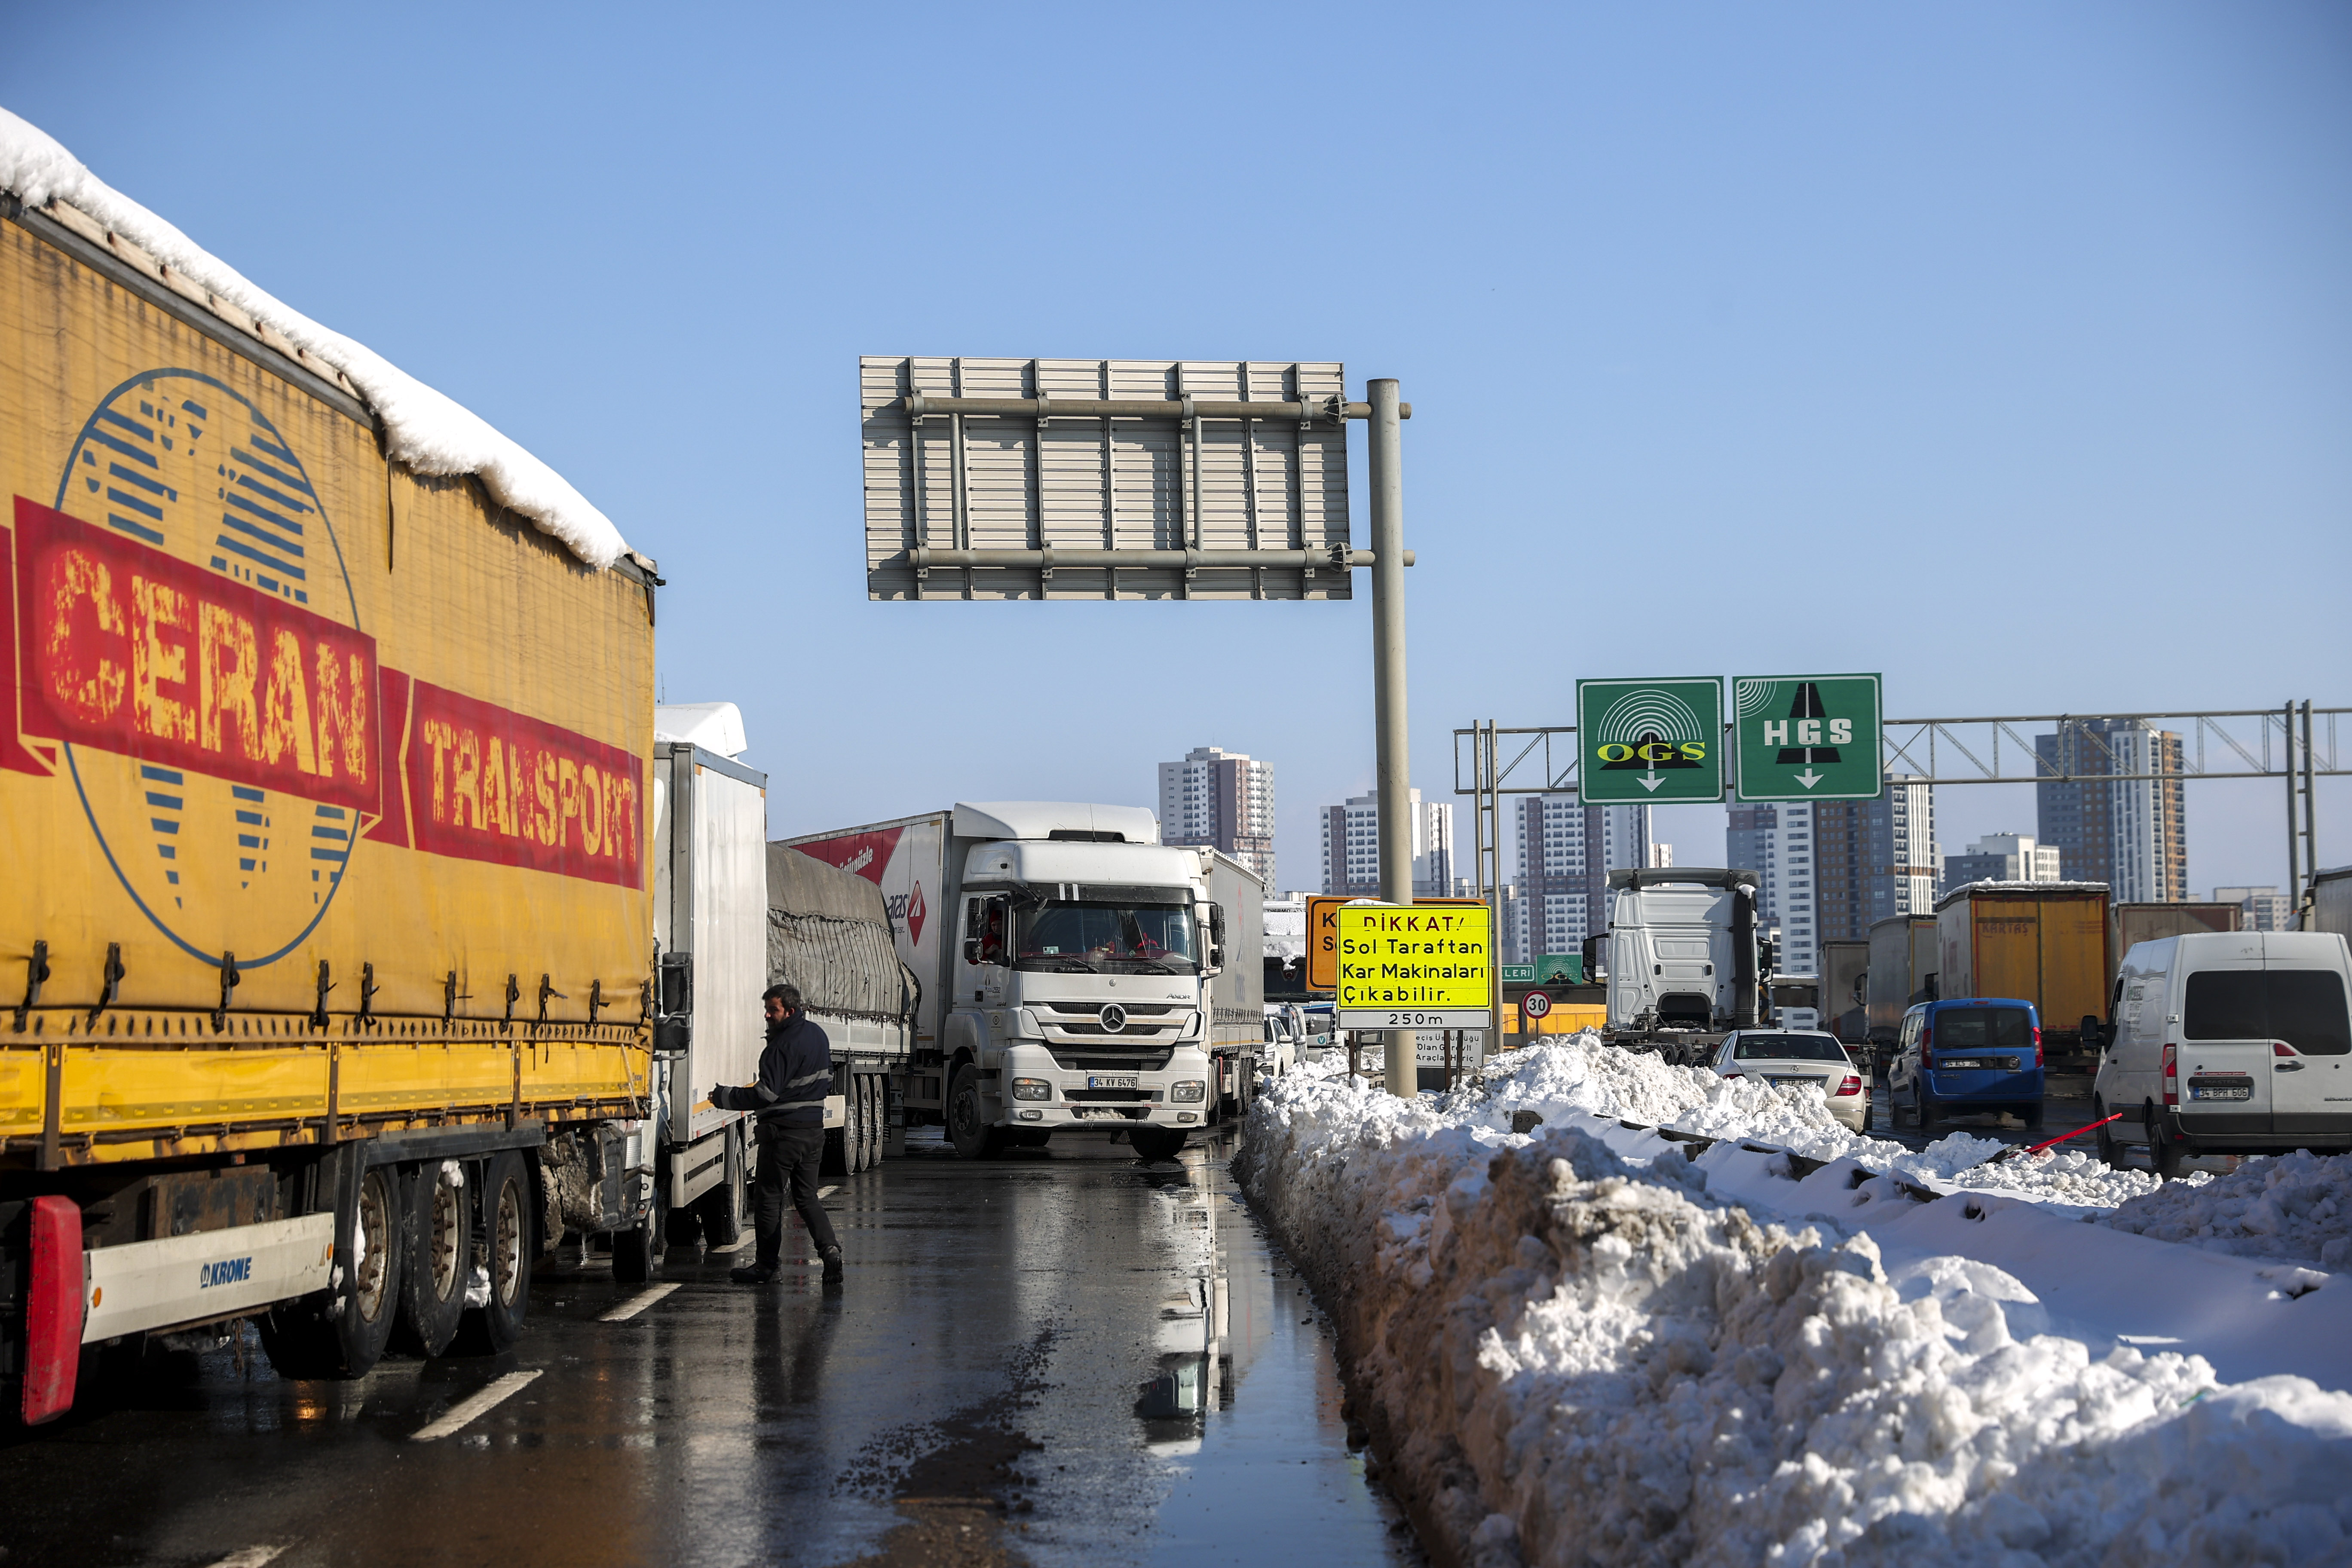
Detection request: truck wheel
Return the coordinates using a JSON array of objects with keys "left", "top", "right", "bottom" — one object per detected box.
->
[
  {"left": 696, "top": 1129, "right": 748, "bottom": 1246},
  {"left": 1130, "top": 1128, "right": 1188, "bottom": 1161},
  {"left": 455, "top": 1150, "right": 534, "bottom": 1352},
  {"left": 398, "top": 1161, "right": 472, "bottom": 1358},
  {"left": 259, "top": 1162, "right": 403, "bottom": 1380},
  {"left": 864, "top": 1075, "right": 885, "bottom": 1169},
  {"left": 611, "top": 1183, "right": 666, "bottom": 1284},
  {"left": 946, "top": 1063, "right": 1007, "bottom": 1160},
  {"left": 853, "top": 1074, "right": 875, "bottom": 1173}
]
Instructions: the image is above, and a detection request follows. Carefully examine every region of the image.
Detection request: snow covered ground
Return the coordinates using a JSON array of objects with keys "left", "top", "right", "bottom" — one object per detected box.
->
[{"left": 1236, "top": 1036, "right": 2352, "bottom": 1566}]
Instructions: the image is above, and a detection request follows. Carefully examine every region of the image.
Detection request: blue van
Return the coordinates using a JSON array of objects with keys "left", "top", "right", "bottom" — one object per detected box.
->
[{"left": 1889, "top": 998, "right": 2045, "bottom": 1131}]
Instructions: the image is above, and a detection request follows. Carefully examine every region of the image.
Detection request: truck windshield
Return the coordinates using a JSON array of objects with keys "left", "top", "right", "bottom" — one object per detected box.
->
[{"left": 1015, "top": 902, "right": 1198, "bottom": 974}]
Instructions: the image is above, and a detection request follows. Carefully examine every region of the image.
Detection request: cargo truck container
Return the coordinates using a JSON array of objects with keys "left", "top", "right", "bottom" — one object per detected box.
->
[
  {"left": 1934, "top": 882, "right": 2113, "bottom": 1072},
  {"left": 764, "top": 842, "right": 919, "bottom": 1177},
  {"left": 1820, "top": 940, "right": 1870, "bottom": 1044},
  {"left": 781, "top": 803, "right": 1262, "bottom": 1161},
  {"left": 2112, "top": 902, "right": 2241, "bottom": 966},
  {"left": 0, "top": 170, "right": 671, "bottom": 1422},
  {"left": 1866, "top": 915, "right": 1939, "bottom": 1053},
  {"left": 2312, "top": 867, "right": 2352, "bottom": 938}
]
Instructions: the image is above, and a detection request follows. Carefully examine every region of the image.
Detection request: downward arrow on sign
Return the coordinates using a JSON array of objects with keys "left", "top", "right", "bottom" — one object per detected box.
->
[
  {"left": 1796, "top": 769, "right": 1823, "bottom": 789},
  {"left": 1639, "top": 775, "right": 1663, "bottom": 792}
]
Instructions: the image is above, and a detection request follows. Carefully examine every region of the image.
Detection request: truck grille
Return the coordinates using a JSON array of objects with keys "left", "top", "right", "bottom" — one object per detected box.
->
[
  {"left": 1047, "top": 1049, "right": 1174, "bottom": 1071},
  {"left": 1049, "top": 1021, "right": 1177, "bottom": 1038},
  {"left": 1066, "top": 1087, "right": 1161, "bottom": 1103},
  {"left": 1039, "top": 1002, "right": 1175, "bottom": 1017}
]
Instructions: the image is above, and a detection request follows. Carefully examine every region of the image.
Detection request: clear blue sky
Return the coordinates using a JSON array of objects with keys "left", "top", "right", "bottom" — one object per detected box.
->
[{"left": 9, "top": 2, "right": 2346, "bottom": 893}]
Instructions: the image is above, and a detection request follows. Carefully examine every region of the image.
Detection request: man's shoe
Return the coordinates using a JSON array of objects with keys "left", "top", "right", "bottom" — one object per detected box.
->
[
  {"left": 731, "top": 1264, "right": 778, "bottom": 1285},
  {"left": 820, "top": 1247, "right": 844, "bottom": 1282}
]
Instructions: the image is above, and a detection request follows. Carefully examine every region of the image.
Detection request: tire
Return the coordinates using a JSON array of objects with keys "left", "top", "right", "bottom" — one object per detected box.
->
[
  {"left": 611, "top": 1181, "right": 666, "bottom": 1284},
  {"left": 695, "top": 1127, "right": 747, "bottom": 1247},
  {"left": 1129, "top": 1127, "right": 1188, "bottom": 1161},
  {"left": 946, "top": 1062, "right": 1007, "bottom": 1160},
  {"left": 397, "top": 1161, "right": 471, "bottom": 1358},
  {"left": 2149, "top": 1106, "right": 2186, "bottom": 1179},
  {"left": 2021, "top": 1100, "right": 2045, "bottom": 1132},
  {"left": 2095, "top": 1097, "right": 2124, "bottom": 1170},
  {"left": 853, "top": 1074, "right": 874, "bottom": 1173},
  {"left": 455, "top": 1150, "right": 533, "bottom": 1353},
  {"left": 260, "top": 1161, "right": 404, "bottom": 1380},
  {"left": 1918, "top": 1088, "right": 1940, "bottom": 1133},
  {"left": 864, "top": 1075, "right": 885, "bottom": 1169},
  {"left": 822, "top": 1072, "right": 851, "bottom": 1177}
]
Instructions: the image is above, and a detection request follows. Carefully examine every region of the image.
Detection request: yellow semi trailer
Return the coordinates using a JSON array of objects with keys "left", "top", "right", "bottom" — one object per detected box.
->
[{"left": 0, "top": 163, "right": 668, "bottom": 1421}]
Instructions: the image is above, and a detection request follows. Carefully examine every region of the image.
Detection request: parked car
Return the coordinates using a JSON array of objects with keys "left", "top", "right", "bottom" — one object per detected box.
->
[
  {"left": 2092, "top": 930, "right": 2352, "bottom": 1176},
  {"left": 1708, "top": 1030, "right": 1869, "bottom": 1131},
  {"left": 1889, "top": 998, "right": 2046, "bottom": 1132}
]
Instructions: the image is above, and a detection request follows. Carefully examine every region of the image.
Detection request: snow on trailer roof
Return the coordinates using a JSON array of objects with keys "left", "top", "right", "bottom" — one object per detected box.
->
[
  {"left": 0, "top": 107, "right": 636, "bottom": 573},
  {"left": 1932, "top": 879, "right": 2112, "bottom": 910}
]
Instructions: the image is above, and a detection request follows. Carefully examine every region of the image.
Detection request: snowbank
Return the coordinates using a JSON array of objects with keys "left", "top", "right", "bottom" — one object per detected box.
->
[
  {"left": 2106, "top": 1150, "right": 2352, "bottom": 1270},
  {"left": 0, "top": 107, "right": 630, "bottom": 570},
  {"left": 1238, "top": 1044, "right": 2352, "bottom": 1565},
  {"left": 1465, "top": 1031, "right": 2168, "bottom": 1213}
]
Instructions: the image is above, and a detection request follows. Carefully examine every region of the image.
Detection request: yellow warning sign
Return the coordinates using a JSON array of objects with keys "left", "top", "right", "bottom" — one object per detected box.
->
[{"left": 1335, "top": 904, "right": 1494, "bottom": 1028}]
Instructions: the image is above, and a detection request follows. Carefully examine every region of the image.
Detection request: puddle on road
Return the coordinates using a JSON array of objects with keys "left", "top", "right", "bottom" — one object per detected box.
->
[{"left": 995, "top": 1137, "right": 1421, "bottom": 1568}]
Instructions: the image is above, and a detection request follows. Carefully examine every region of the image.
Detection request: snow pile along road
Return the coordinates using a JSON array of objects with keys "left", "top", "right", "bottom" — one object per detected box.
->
[
  {"left": 2106, "top": 1150, "right": 2352, "bottom": 1270},
  {"left": 0, "top": 107, "right": 630, "bottom": 570},
  {"left": 1473, "top": 1031, "right": 2169, "bottom": 1213},
  {"left": 1237, "top": 1044, "right": 2352, "bottom": 1566}
]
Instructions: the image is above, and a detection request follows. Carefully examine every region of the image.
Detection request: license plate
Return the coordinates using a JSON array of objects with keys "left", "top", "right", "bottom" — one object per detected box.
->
[
  {"left": 1767, "top": 1076, "right": 1822, "bottom": 1090},
  {"left": 2190, "top": 1085, "right": 2252, "bottom": 1101},
  {"left": 1088, "top": 1075, "right": 1138, "bottom": 1090},
  {"left": 1939, "top": 1058, "right": 2014, "bottom": 1071}
]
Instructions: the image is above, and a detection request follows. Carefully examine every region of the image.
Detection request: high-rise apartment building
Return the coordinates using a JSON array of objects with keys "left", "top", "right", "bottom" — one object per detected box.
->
[
  {"left": 1938, "top": 832, "right": 2059, "bottom": 898},
  {"left": 1812, "top": 775, "right": 1939, "bottom": 944},
  {"left": 2036, "top": 720, "right": 2187, "bottom": 903},
  {"left": 1512, "top": 796, "right": 1655, "bottom": 965},
  {"left": 1726, "top": 802, "right": 1821, "bottom": 1003},
  {"left": 1319, "top": 789, "right": 1453, "bottom": 897},
  {"left": 2214, "top": 885, "right": 2295, "bottom": 933},
  {"left": 1158, "top": 746, "right": 1275, "bottom": 885}
]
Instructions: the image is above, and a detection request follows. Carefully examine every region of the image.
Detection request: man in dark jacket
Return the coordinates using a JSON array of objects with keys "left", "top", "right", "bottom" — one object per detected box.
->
[{"left": 710, "top": 983, "right": 843, "bottom": 1283}]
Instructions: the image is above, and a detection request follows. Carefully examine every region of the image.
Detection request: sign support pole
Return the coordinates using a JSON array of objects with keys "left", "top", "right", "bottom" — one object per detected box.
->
[{"left": 1368, "top": 379, "right": 1415, "bottom": 1097}]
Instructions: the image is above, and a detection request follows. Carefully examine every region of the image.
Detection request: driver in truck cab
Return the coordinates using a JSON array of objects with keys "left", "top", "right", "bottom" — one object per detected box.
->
[{"left": 710, "top": 983, "right": 844, "bottom": 1284}]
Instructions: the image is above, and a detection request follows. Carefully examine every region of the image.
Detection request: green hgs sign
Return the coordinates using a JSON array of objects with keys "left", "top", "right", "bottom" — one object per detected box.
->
[
  {"left": 1574, "top": 677, "right": 1724, "bottom": 803},
  {"left": 1731, "top": 674, "right": 1883, "bottom": 801}
]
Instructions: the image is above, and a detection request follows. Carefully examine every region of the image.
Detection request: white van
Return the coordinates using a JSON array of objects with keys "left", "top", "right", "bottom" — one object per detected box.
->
[{"left": 2092, "top": 930, "right": 2352, "bottom": 1175}]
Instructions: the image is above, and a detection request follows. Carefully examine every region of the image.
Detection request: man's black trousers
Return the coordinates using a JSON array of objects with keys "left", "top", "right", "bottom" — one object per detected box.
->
[{"left": 753, "top": 1122, "right": 839, "bottom": 1268}]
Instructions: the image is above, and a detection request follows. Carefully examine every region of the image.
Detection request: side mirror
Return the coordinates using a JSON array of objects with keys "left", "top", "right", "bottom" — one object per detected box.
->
[
  {"left": 963, "top": 937, "right": 981, "bottom": 965},
  {"left": 2081, "top": 1014, "right": 2106, "bottom": 1050},
  {"left": 658, "top": 951, "right": 692, "bottom": 1017},
  {"left": 1201, "top": 902, "right": 1226, "bottom": 974}
]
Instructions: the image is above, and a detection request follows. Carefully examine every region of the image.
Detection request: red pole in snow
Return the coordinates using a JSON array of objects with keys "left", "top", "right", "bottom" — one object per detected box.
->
[{"left": 1989, "top": 1111, "right": 2124, "bottom": 1164}]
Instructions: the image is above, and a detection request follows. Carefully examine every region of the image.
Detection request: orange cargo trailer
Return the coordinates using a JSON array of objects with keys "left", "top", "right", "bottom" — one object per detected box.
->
[
  {"left": 1, "top": 141, "right": 666, "bottom": 1421},
  {"left": 1934, "top": 882, "right": 2113, "bottom": 1072}
]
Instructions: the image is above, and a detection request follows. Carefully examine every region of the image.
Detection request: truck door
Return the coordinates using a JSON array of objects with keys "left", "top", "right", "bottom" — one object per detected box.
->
[
  {"left": 2176, "top": 935, "right": 2270, "bottom": 1136},
  {"left": 962, "top": 894, "right": 1010, "bottom": 1008},
  {"left": 2263, "top": 937, "right": 2352, "bottom": 1142}
]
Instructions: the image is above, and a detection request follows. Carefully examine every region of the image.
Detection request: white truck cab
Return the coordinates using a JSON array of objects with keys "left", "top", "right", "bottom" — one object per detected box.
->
[{"left": 2094, "top": 930, "right": 2352, "bottom": 1175}]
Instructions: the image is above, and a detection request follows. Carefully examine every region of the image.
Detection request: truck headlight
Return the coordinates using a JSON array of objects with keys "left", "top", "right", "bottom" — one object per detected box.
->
[
  {"left": 1010, "top": 1078, "right": 1052, "bottom": 1102},
  {"left": 1170, "top": 1080, "right": 1206, "bottom": 1102}
]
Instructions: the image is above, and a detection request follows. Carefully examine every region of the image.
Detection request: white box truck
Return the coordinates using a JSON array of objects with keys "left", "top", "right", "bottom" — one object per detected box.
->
[
  {"left": 1603, "top": 868, "right": 1765, "bottom": 1061},
  {"left": 781, "top": 803, "right": 1262, "bottom": 1160}
]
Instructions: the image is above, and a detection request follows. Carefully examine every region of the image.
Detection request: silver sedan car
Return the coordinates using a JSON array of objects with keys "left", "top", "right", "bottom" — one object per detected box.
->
[{"left": 1708, "top": 1030, "right": 1868, "bottom": 1131}]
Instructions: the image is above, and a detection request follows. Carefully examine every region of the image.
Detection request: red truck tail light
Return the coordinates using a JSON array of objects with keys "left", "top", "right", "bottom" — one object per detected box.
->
[
  {"left": 2032, "top": 1025, "right": 2043, "bottom": 1068},
  {"left": 1919, "top": 1023, "right": 1932, "bottom": 1070},
  {"left": 21, "top": 1195, "right": 83, "bottom": 1426},
  {"left": 1835, "top": 1075, "right": 1862, "bottom": 1097},
  {"left": 2162, "top": 1043, "right": 2178, "bottom": 1107}
]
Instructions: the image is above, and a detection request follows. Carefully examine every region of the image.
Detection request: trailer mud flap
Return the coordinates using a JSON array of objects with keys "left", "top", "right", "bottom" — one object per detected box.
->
[{"left": 22, "top": 1195, "right": 83, "bottom": 1426}]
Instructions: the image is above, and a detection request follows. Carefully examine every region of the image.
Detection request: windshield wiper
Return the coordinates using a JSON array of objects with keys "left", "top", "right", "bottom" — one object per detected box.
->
[
  {"left": 1112, "top": 960, "right": 1188, "bottom": 974},
  {"left": 1016, "top": 957, "right": 1098, "bottom": 973}
]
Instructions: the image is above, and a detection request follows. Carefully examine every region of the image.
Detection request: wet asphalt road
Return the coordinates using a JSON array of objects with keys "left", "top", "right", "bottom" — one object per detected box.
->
[{"left": 0, "top": 1132, "right": 1419, "bottom": 1568}]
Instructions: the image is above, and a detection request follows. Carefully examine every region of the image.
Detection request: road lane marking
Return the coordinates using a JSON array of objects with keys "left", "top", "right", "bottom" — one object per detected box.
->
[
  {"left": 819, "top": 1184, "right": 838, "bottom": 1198},
  {"left": 204, "top": 1549, "right": 284, "bottom": 1568},
  {"left": 410, "top": 1369, "right": 542, "bottom": 1442},
  {"left": 599, "top": 1282, "right": 680, "bottom": 1321}
]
